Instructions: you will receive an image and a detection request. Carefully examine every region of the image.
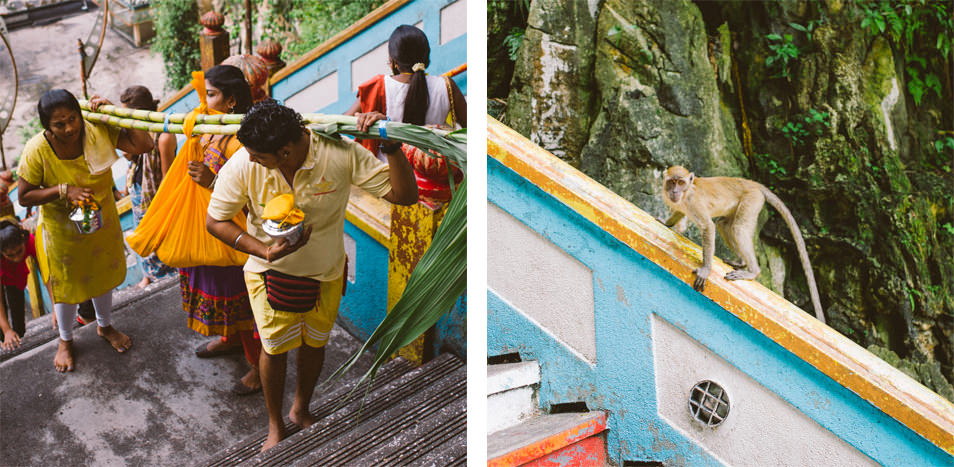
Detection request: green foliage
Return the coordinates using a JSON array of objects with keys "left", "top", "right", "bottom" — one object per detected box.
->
[
  {"left": 927, "top": 135, "right": 954, "bottom": 172},
  {"left": 904, "top": 57, "right": 942, "bottom": 106},
  {"left": 218, "top": 0, "right": 387, "bottom": 62},
  {"left": 942, "top": 222, "right": 954, "bottom": 236},
  {"left": 151, "top": 0, "right": 201, "bottom": 91},
  {"left": 503, "top": 28, "right": 525, "bottom": 61},
  {"left": 780, "top": 108, "right": 830, "bottom": 147},
  {"left": 765, "top": 33, "right": 799, "bottom": 80},
  {"left": 17, "top": 117, "right": 42, "bottom": 145},
  {"left": 855, "top": 0, "right": 953, "bottom": 106},
  {"left": 755, "top": 153, "right": 788, "bottom": 177}
]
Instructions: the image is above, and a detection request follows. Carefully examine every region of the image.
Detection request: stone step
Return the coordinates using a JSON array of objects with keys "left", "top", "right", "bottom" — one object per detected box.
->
[
  {"left": 488, "top": 411, "right": 608, "bottom": 467},
  {"left": 487, "top": 360, "right": 540, "bottom": 434},
  {"left": 200, "top": 352, "right": 466, "bottom": 466},
  {"left": 202, "top": 356, "right": 417, "bottom": 466}
]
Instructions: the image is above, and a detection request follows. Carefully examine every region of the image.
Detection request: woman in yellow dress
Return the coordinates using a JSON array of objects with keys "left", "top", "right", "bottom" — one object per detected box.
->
[{"left": 17, "top": 89, "right": 154, "bottom": 372}]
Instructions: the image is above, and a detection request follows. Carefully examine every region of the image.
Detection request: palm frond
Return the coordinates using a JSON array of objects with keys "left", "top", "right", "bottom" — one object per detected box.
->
[{"left": 323, "top": 178, "right": 467, "bottom": 391}]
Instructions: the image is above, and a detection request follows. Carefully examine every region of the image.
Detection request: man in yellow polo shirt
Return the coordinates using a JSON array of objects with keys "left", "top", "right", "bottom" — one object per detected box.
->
[{"left": 206, "top": 100, "right": 418, "bottom": 451}]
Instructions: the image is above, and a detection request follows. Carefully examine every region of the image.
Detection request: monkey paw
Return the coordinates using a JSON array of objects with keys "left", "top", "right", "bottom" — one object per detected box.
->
[
  {"left": 725, "top": 270, "right": 758, "bottom": 281},
  {"left": 692, "top": 268, "right": 709, "bottom": 292}
]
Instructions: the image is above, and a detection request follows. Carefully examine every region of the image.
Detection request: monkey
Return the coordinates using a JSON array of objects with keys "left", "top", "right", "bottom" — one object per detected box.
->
[{"left": 660, "top": 165, "right": 825, "bottom": 323}]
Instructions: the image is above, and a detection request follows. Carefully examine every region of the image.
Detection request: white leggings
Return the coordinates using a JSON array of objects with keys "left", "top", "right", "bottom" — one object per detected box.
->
[{"left": 55, "top": 291, "right": 113, "bottom": 341}]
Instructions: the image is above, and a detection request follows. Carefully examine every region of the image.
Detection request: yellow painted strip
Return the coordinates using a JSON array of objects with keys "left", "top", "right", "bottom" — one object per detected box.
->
[
  {"left": 487, "top": 116, "right": 954, "bottom": 455},
  {"left": 268, "top": 0, "right": 414, "bottom": 86},
  {"left": 345, "top": 186, "right": 390, "bottom": 246}
]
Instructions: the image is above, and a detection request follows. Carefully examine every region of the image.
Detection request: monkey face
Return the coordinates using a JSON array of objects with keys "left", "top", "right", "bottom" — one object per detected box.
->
[{"left": 665, "top": 175, "right": 692, "bottom": 203}]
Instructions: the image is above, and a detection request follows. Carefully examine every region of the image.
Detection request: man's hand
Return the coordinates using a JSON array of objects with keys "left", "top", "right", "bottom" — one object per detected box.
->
[
  {"left": 1, "top": 329, "right": 21, "bottom": 351},
  {"left": 265, "top": 224, "right": 313, "bottom": 263}
]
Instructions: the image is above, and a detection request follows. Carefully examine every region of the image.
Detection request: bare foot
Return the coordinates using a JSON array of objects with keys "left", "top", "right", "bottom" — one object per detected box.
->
[
  {"left": 97, "top": 326, "right": 132, "bottom": 353},
  {"left": 206, "top": 338, "right": 240, "bottom": 353},
  {"left": 54, "top": 339, "right": 74, "bottom": 372},
  {"left": 288, "top": 405, "right": 315, "bottom": 429},
  {"left": 261, "top": 424, "right": 285, "bottom": 452},
  {"left": 136, "top": 276, "right": 151, "bottom": 289},
  {"left": 241, "top": 367, "right": 262, "bottom": 390}
]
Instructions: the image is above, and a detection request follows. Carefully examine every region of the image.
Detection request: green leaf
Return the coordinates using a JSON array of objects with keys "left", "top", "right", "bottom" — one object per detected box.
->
[
  {"left": 789, "top": 22, "right": 807, "bottom": 32},
  {"left": 925, "top": 73, "right": 942, "bottom": 96},
  {"left": 908, "top": 79, "right": 925, "bottom": 106},
  {"left": 322, "top": 179, "right": 468, "bottom": 393},
  {"left": 766, "top": 33, "right": 782, "bottom": 41}
]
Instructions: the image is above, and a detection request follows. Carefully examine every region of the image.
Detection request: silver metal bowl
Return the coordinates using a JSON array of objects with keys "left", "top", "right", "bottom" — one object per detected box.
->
[
  {"left": 262, "top": 218, "right": 303, "bottom": 245},
  {"left": 69, "top": 205, "right": 102, "bottom": 234}
]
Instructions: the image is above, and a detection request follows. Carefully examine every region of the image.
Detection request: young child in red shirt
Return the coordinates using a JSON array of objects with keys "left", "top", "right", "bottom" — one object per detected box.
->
[{"left": 1, "top": 220, "right": 37, "bottom": 350}]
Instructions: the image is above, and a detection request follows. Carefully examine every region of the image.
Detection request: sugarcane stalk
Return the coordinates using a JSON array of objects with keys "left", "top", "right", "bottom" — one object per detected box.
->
[{"left": 80, "top": 105, "right": 467, "bottom": 168}]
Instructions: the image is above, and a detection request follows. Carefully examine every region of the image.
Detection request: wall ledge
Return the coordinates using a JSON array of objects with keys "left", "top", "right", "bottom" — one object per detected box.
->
[{"left": 487, "top": 116, "right": 954, "bottom": 455}]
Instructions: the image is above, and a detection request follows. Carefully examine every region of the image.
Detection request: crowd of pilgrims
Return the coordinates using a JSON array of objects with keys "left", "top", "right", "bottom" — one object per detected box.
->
[{"left": 0, "top": 24, "right": 465, "bottom": 450}]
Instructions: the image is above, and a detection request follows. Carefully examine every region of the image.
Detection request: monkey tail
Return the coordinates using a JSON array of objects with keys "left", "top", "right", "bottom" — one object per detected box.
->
[{"left": 760, "top": 186, "right": 826, "bottom": 324}]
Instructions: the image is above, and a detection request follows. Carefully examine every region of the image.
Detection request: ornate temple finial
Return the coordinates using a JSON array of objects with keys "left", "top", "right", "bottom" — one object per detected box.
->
[{"left": 200, "top": 11, "right": 225, "bottom": 36}]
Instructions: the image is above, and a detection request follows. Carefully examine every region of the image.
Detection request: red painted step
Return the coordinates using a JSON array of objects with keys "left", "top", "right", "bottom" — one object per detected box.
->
[{"left": 488, "top": 411, "right": 608, "bottom": 467}]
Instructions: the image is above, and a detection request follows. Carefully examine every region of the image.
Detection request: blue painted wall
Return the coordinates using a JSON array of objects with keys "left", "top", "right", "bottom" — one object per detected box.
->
[{"left": 487, "top": 156, "right": 951, "bottom": 466}]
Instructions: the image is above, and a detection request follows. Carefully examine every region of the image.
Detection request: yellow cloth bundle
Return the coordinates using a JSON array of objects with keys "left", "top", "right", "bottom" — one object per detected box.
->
[
  {"left": 126, "top": 71, "right": 249, "bottom": 267},
  {"left": 262, "top": 194, "right": 304, "bottom": 226}
]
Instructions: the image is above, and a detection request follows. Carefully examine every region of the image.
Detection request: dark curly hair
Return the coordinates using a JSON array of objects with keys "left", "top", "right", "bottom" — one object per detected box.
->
[
  {"left": 236, "top": 99, "right": 305, "bottom": 154},
  {"left": 206, "top": 65, "right": 252, "bottom": 114},
  {"left": 37, "top": 89, "right": 82, "bottom": 131}
]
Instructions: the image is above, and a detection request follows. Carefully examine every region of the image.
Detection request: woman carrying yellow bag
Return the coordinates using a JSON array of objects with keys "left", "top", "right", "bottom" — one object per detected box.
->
[{"left": 127, "top": 65, "right": 262, "bottom": 394}]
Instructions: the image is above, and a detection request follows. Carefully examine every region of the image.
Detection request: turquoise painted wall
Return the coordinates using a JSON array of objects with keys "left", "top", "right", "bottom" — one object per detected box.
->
[{"left": 487, "top": 156, "right": 951, "bottom": 466}]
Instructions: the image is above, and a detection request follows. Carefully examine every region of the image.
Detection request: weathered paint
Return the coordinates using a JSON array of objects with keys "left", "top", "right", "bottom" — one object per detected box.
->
[
  {"left": 487, "top": 117, "right": 954, "bottom": 465},
  {"left": 524, "top": 435, "right": 607, "bottom": 467},
  {"left": 488, "top": 412, "right": 608, "bottom": 467},
  {"left": 388, "top": 202, "right": 445, "bottom": 363}
]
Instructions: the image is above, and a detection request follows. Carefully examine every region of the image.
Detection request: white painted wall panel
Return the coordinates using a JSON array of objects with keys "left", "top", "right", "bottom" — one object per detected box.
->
[
  {"left": 285, "top": 71, "right": 338, "bottom": 114},
  {"left": 440, "top": 0, "right": 466, "bottom": 45},
  {"left": 487, "top": 202, "right": 596, "bottom": 363},
  {"left": 350, "top": 42, "right": 388, "bottom": 93},
  {"left": 652, "top": 315, "right": 877, "bottom": 466}
]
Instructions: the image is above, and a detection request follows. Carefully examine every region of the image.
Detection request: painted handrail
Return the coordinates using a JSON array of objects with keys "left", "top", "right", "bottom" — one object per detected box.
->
[{"left": 487, "top": 116, "right": 954, "bottom": 456}]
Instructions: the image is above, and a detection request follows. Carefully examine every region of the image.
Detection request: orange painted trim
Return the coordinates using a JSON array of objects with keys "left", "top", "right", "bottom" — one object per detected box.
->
[
  {"left": 267, "top": 0, "right": 413, "bottom": 86},
  {"left": 488, "top": 412, "right": 608, "bottom": 467},
  {"left": 443, "top": 63, "right": 467, "bottom": 78},
  {"left": 487, "top": 116, "right": 954, "bottom": 455}
]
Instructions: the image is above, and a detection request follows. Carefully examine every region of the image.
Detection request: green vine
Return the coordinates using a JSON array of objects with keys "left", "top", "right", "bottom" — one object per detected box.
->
[{"left": 151, "top": 0, "right": 201, "bottom": 91}]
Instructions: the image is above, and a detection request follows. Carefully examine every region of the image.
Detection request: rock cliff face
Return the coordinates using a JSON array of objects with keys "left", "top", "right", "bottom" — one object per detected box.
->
[{"left": 500, "top": 0, "right": 954, "bottom": 400}]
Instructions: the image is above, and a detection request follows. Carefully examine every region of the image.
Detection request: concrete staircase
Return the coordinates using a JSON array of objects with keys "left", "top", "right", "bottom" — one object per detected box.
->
[
  {"left": 487, "top": 358, "right": 609, "bottom": 466},
  {"left": 0, "top": 280, "right": 465, "bottom": 465},
  {"left": 200, "top": 352, "right": 466, "bottom": 466}
]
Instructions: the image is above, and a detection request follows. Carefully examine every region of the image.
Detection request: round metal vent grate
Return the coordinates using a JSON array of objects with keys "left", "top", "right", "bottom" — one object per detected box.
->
[{"left": 688, "top": 380, "right": 729, "bottom": 427}]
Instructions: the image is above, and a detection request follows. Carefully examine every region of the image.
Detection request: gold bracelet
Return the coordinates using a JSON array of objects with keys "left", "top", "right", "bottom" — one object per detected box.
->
[{"left": 58, "top": 183, "right": 67, "bottom": 199}]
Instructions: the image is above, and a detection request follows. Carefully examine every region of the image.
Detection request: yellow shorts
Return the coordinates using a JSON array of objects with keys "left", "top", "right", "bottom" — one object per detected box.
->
[{"left": 245, "top": 271, "right": 343, "bottom": 355}]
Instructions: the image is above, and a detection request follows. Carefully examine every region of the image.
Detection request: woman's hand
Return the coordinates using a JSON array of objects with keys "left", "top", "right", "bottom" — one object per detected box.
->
[
  {"left": 88, "top": 95, "right": 112, "bottom": 111},
  {"left": 188, "top": 161, "right": 215, "bottom": 188},
  {"left": 66, "top": 185, "right": 95, "bottom": 205},
  {"left": 265, "top": 224, "right": 313, "bottom": 263},
  {"left": 355, "top": 111, "right": 386, "bottom": 133},
  {"left": 1, "top": 329, "right": 21, "bottom": 351}
]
